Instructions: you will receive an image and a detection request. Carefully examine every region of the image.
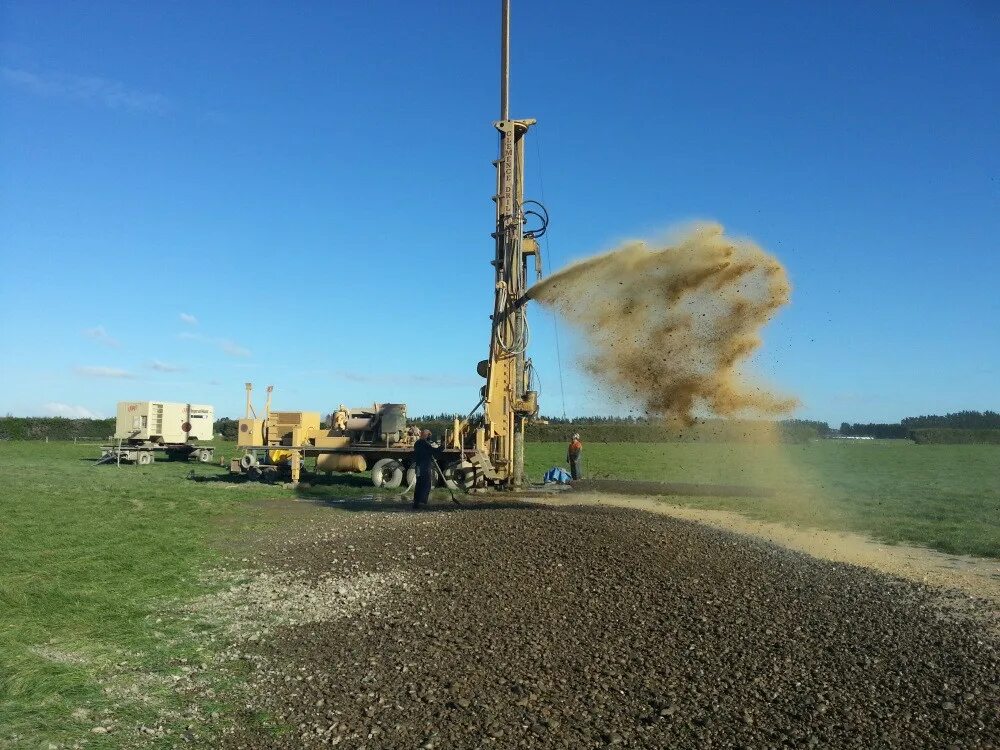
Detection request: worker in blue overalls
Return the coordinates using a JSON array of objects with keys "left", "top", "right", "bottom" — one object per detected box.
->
[{"left": 412, "top": 429, "right": 445, "bottom": 509}]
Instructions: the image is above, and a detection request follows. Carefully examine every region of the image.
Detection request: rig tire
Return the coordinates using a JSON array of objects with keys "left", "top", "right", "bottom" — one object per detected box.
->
[
  {"left": 404, "top": 466, "right": 437, "bottom": 489},
  {"left": 371, "top": 459, "right": 404, "bottom": 489}
]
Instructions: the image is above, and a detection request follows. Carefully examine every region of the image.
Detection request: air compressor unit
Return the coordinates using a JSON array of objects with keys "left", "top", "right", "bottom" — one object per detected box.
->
[{"left": 97, "top": 401, "right": 215, "bottom": 465}]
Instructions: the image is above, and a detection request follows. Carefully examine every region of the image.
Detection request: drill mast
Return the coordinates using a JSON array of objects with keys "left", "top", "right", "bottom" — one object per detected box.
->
[{"left": 476, "top": 0, "right": 541, "bottom": 488}]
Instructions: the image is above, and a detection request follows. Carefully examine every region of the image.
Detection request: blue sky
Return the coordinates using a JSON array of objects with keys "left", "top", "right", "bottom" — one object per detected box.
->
[{"left": 1, "top": 1, "right": 997, "bottom": 424}]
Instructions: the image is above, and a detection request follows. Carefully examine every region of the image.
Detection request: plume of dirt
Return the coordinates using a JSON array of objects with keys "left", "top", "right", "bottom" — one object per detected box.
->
[{"left": 526, "top": 222, "right": 797, "bottom": 424}]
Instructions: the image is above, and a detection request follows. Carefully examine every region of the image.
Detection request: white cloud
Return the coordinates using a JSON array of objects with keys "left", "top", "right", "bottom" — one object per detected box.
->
[
  {"left": 42, "top": 402, "right": 101, "bottom": 418},
  {"left": 1, "top": 67, "right": 171, "bottom": 114},
  {"left": 75, "top": 365, "right": 135, "bottom": 379},
  {"left": 150, "top": 359, "right": 184, "bottom": 373},
  {"left": 83, "top": 325, "right": 121, "bottom": 348},
  {"left": 178, "top": 331, "right": 251, "bottom": 358},
  {"left": 218, "top": 339, "right": 250, "bottom": 357},
  {"left": 179, "top": 313, "right": 198, "bottom": 325}
]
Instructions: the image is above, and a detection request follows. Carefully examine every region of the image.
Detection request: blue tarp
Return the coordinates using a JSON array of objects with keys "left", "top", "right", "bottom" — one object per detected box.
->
[{"left": 543, "top": 466, "right": 572, "bottom": 484}]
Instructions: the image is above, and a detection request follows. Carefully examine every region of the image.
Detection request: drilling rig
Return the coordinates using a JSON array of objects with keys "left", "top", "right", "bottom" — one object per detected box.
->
[
  {"left": 449, "top": 0, "right": 545, "bottom": 490},
  {"left": 229, "top": 1, "right": 546, "bottom": 493}
]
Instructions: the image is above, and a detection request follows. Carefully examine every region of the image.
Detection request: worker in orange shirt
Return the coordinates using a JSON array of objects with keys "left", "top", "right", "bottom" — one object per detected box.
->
[{"left": 567, "top": 433, "right": 583, "bottom": 480}]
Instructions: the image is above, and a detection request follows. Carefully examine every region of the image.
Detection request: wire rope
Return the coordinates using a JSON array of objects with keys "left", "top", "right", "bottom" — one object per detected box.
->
[{"left": 534, "top": 126, "right": 567, "bottom": 419}]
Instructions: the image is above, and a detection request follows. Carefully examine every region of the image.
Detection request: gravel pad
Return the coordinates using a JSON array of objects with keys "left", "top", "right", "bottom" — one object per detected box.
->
[{"left": 224, "top": 505, "right": 998, "bottom": 749}]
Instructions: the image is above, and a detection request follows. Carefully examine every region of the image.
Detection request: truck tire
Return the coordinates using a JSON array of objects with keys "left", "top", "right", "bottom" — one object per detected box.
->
[
  {"left": 371, "top": 459, "right": 404, "bottom": 488},
  {"left": 239, "top": 453, "right": 259, "bottom": 470},
  {"left": 137, "top": 452, "right": 153, "bottom": 466},
  {"left": 198, "top": 449, "right": 213, "bottom": 463},
  {"left": 404, "top": 466, "right": 437, "bottom": 488},
  {"left": 449, "top": 460, "right": 481, "bottom": 490}
]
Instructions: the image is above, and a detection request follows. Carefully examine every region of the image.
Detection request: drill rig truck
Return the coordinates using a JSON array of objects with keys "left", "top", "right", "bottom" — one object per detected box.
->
[
  {"left": 230, "top": 0, "right": 544, "bottom": 491},
  {"left": 232, "top": 383, "right": 459, "bottom": 487}
]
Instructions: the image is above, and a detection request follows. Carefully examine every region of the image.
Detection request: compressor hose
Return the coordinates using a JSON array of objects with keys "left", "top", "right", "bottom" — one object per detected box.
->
[{"left": 496, "top": 284, "right": 530, "bottom": 355}]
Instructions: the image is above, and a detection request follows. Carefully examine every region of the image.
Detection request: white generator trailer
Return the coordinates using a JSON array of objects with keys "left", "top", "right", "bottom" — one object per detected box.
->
[{"left": 97, "top": 401, "right": 215, "bottom": 465}]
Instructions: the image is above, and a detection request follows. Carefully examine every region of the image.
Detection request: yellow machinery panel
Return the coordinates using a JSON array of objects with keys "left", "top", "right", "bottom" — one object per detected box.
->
[
  {"left": 237, "top": 419, "right": 264, "bottom": 447},
  {"left": 267, "top": 411, "right": 321, "bottom": 445},
  {"left": 269, "top": 411, "right": 321, "bottom": 431}
]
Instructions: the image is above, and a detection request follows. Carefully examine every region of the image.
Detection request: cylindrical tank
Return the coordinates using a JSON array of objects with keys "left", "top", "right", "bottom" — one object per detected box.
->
[
  {"left": 345, "top": 416, "right": 375, "bottom": 431},
  {"left": 316, "top": 453, "right": 367, "bottom": 473}
]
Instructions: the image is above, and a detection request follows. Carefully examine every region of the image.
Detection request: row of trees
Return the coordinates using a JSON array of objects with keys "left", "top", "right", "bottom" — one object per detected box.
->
[
  {"left": 840, "top": 411, "right": 1000, "bottom": 440},
  {"left": 410, "top": 416, "right": 832, "bottom": 444},
  {"left": 213, "top": 417, "right": 240, "bottom": 441},
  {"left": 901, "top": 411, "right": 1000, "bottom": 429},
  {"left": 0, "top": 416, "right": 116, "bottom": 441},
  {"left": 414, "top": 413, "right": 1000, "bottom": 445},
  {"left": 910, "top": 428, "right": 1000, "bottom": 445},
  {"left": 0, "top": 416, "right": 244, "bottom": 441},
  {"left": 3, "top": 411, "right": 998, "bottom": 444},
  {"left": 839, "top": 422, "right": 909, "bottom": 439}
]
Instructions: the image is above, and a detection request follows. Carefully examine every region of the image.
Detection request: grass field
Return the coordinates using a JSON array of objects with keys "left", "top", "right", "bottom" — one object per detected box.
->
[
  {"left": 0, "top": 440, "right": 337, "bottom": 747},
  {"left": 527, "top": 440, "right": 1000, "bottom": 558},
  {"left": 1, "top": 438, "right": 998, "bottom": 747}
]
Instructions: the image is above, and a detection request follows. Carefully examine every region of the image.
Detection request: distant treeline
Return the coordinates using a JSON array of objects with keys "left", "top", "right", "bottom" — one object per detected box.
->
[
  {"left": 4, "top": 411, "right": 999, "bottom": 445},
  {"left": 0, "top": 416, "right": 238, "bottom": 441},
  {"left": 214, "top": 418, "right": 240, "bottom": 441},
  {"left": 910, "top": 428, "right": 1000, "bottom": 445},
  {"left": 412, "top": 416, "right": 831, "bottom": 444},
  {"left": 841, "top": 411, "right": 1000, "bottom": 443},
  {"left": 0, "top": 416, "right": 117, "bottom": 441},
  {"left": 839, "top": 422, "right": 909, "bottom": 439},
  {"left": 902, "top": 411, "right": 1000, "bottom": 429}
]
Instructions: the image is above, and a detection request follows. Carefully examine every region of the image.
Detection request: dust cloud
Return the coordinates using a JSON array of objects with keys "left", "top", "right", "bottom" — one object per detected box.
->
[{"left": 526, "top": 222, "right": 797, "bottom": 424}]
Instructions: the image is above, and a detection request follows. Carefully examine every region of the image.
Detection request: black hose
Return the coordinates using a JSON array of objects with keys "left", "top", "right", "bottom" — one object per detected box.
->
[{"left": 521, "top": 199, "right": 549, "bottom": 238}]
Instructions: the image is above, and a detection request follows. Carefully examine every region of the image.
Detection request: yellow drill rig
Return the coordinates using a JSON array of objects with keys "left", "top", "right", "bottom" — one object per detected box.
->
[
  {"left": 448, "top": 0, "right": 545, "bottom": 490},
  {"left": 230, "top": 1, "right": 545, "bottom": 492}
]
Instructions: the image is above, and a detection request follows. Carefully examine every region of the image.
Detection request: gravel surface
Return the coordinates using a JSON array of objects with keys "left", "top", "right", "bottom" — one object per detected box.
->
[
  {"left": 221, "top": 504, "right": 999, "bottom": 749},
  {"left": 569, "top": 478, "right": 773, "bottom": 498}
]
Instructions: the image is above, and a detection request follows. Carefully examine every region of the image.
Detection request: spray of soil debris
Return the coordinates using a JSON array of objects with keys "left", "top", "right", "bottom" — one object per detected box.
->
[{"left": 526, "top": 222, "right": 797, "bottom": 424}]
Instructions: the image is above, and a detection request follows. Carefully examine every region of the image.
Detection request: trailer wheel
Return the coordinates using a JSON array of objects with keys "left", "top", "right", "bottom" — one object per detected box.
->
[
  {"left": 137, "top": 451, "right": 153, "bottom": 466},
  {"left": 198, "top": 449, "right": 213, "bottom": 463},
  {"left": 371, "top": 459, "right": 404, "bottom": 488}
]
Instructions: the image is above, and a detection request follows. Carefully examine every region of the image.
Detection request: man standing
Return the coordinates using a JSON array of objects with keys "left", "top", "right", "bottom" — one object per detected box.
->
[
  {"left": 567, "top": 432, "right": 583, "bottom": 480},
  {"left": 412, "top": 429, "right": 444, "bottom": 509}
]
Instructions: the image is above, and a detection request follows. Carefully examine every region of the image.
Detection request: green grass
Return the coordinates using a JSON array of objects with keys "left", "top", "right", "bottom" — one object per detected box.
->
[
  {"left": 2, "top": 438, "right": 998, "bottom": 747},
  {"left": 526, "top": 440, "right": 1000, "bottom": 557},
  {"left": 0, "top": 440, "right": 375, "bottom": 748}
]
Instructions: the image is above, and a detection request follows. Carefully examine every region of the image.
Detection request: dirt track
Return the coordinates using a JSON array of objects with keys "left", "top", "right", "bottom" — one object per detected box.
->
[{"left": 220, "top": 502, "right": 999, "bottom": 749}]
